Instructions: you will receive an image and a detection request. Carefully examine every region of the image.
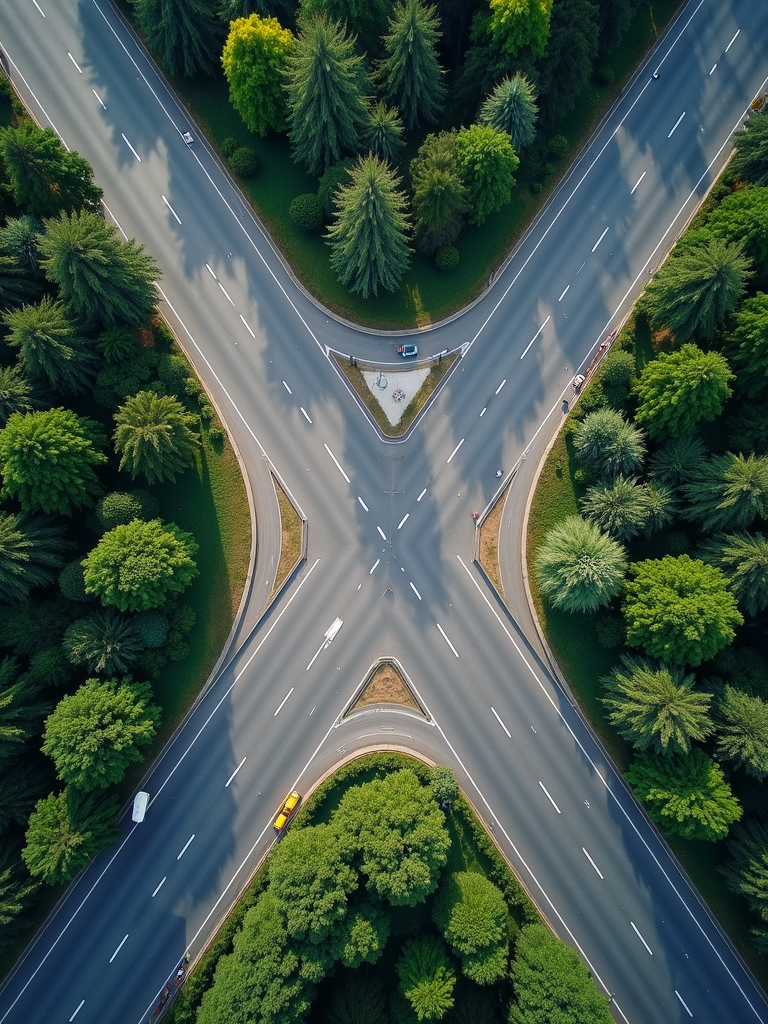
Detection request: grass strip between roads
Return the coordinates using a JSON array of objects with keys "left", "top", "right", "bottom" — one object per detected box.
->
[{"left": 272, "top": 476, "right": 303, "bottom": 596}]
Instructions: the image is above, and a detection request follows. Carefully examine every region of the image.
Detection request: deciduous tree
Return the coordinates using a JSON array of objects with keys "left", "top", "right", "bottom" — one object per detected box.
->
[
  {"left": 455, "top": 124, "right": 519, "bottom": 226},
  {"left": 410, "top": 131, "right": 467, "bottom": 254},
  {"left": 113, "top": 390, "right": 200, "bottom": 485},
  {"left": 22, "top": 787, "right": 120, "bottom": 884},
  {"left": 433, "top": 872, "right": 508, "bottom": 985},
  {"left": 0, "top": 512, "right": 70, "bottom": 604},
  {"left": 133, "top": 0, "right": 223, "bottom": 77},
  {"left": 488, "top": 0, "right": 553, "bottom": 58},
  {"left": 681, "top": 453, "right": 768, "bottom": 532},
  {"left": 479, "top": 74, "right": 537, "bottom": 151},
  {"left": 397, "top": 935, "right": 456, "bottom": 1021},
  {"left": 534, "top": 515, "right": 627, "bottom": 614},
  {"left": 4, "top": 297, "right": 99, "bottom": 394},
  {"left": 723, "top": 292, "right": 768, "bottom": 398},
  {"left": 634, "top": 344, "right": 733, "bottom": 440},
  {"left": 375, "top": 0, "right": 446, "bottom": 131},
  {"left": 222, "top": 15, "right": 294, "bottom": 135},
  {"left": 705, "top": 187, "right": 768, "bottom": 276},
  {"left": 731, "top": 112, "right": 768, "bottom": 186}
]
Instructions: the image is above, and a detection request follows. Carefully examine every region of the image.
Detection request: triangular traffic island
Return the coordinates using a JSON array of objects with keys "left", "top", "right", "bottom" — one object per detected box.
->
[
  {"left": 344, "top": 658, "right": 428, "bottom": 719},
  {"left": 361, "top": 368, "right": 431, "bottom": 428}
]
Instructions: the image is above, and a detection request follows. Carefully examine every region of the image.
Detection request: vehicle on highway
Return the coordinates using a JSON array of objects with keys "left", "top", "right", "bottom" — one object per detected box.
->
[
  {"left": 396, "top": 344, "right": 418, "bottom": 358},
  {"left": 273, "top": 790, "right": 300, "bottom": 831}
]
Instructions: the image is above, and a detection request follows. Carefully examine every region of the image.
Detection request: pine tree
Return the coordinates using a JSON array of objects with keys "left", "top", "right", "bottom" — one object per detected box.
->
[
  {"left": 133, "top": 0, "right": 224, "bottom": 77},
  {"left": 681, "top": 453, "right": 768, "bottom": 532},
  {"left": 715, "top": 686, "right": 768, "bottom": 779},
  {"left": 721, "top": 818, "right": 768, "bottom": 927},
  {"left": 38, "top": 211, "right": 160, "bottom": 328},
  {"left": 0, "top": 365, "right": 37, "bottom": 426},
  {"left": 0, "top": 256, "right": 40, "bottom": 307},
  {"left": 573, "top": 407, "right": 646, "bottom": 480},
  {"left": 601, "top": 654, "right": 712, "bottom": 755},
  {"left": 0, "top": 658, "right": 51, "bottom": 769},
  {"left": 113, "top": 390, "right": 200, "bottom": 485},
  {"left": 361, "top": 102, "right": 405, "bottom": 164},
  {"left": 63, "top": 612, "right": 144, "bottom": 677},
  {"left": 285, "top": 15, "right": 369, "bottom": 177},
  {"left": 0, "top": 841, "right": 39, "bottom": 949},
  {"left": 410, "top": 131, "right": 467, "bottom": 254},
  {"left": 649, "top": 434, "right": 708, "bottom": 487},
  {"left": 4, "top": 297, "right": 99, "bottom": 394},
  {"left": 731, "top": 113, "right": 768, "bottom": 186},
  {"left": 580, "top": 476, "right": 651, "bottom": 542},
  {"left": 0, "top": 215, "right": 44, "bottom": 276},
  {"left": 0, "top": 764, "right": 49, "bottom": 832},
  {"left": 699, "top": 532, "right": 768, "bottom": 617},
  {"left": 0, "top": 512, "right": 70, "bottom": 604},
  {"left": 375, "top": 0, "right": 446, "bottom": 131},
  {"left": 397, "top": 935, "right": 456, "bottom": 1021},
  {"left": 643, "top": 480, "right": 677, "bottom": 536},
  {"left": 326, "top": 155, "right": 411, "bottom": 298},
  {"left": 723, "top": 292, "right": 768, "bottom": 399},
  {"left": 479, "top": 74, "right": 538, "bottom": 152},
  {"left": 534, "top": 515, "right": 627, "bottom": 614}
]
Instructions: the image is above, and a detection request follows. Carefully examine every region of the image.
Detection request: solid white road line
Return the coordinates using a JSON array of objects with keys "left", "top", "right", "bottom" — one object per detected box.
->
[
  {"left": 300, "top": 407, "right": 312, "bottom": 423},
  {"left": 238, "top": 314, "right": 255, "bottom": 337},
  {"left": 436, "top": 623, "right": 459, "bottom": 657},
  {"left": 225, "top": 757, "right": 246, "bottom": 787},
  {"left": 410, "top": 582, "right": 422, "bottom": 600},
  {"left": 69, "top": 1000, "right": 84, "bottom": 1021},
  {"left": 398, "top": 513, "right": 409, "bottom": 529},
  {"left": 675, "top": 990, "right": 694, "bottom": 1017},
  {"left": 162, "top": 195, "right": 181, "bottom": 225},
  {"left": 121, "top": 133, "right": 141, "bottom": 161},
  {"left": 725, "top": 28, "right": 740, "bottom": 53},
  {"left": 417, "top": 487, "right": 427, "bottom": 501},
  {"left": 520, "top": 316, "right": 551, "bottom": 360},
  {"left": 217, "top": 282, "right": 233, "bottom": 304},
  {"left": 446, "top": 438, "right": 464, "bottom": 463},
  {"left": 538, "top": 781, "right": 561, "bottom": 814},
  {"left": 495, "top": 378, "right": 507, "bottom": 395},
  {"left": 151, "top": 877, "right": 166, "bottom": 898},
  {"left": 491, "top": 706, "right": 511, "bottom": 738},
  {"left": 273, "top": 687, "right": 294, "bottom": 717},
  {"left": 92, "top": 89, "right": 105, "bottom": 109},
  {"left": 176, "top": 835, "right": 195, "bottom": 860},
  {"left": 631, "top": 921, "right": 653, "bottom": 955},
  {"left": 591, "top": 226, "right": 609, "bottom": 252},
  {"left": 205, "top": 263, "right": 217, "bottom": 279},
  {"left": 630, "top": 170, "right": 646, "bottom": 194},
  {"left": 668, "top": 111, "right": 686, "bottom": 138},
  {"left": 377, "top": 526, "right": 387, "bottom": 540},
  {"left": 369, "top": 558, "right": 380, "bottom": 574},
  {"left": 32, "top": 0, "right": 46, "bottom": 15},
  {"left": 358, "top": 496, "right": 369, "bottom": 511},
  {"left": 582, "top": 847, "right": 604, "bottom": 879},
  {"left": 324, "top": 443, "right": 350, "bottom": 482},
  {"left": 108, "top": 934, "right": 129, "bottom": 963},
  {"left": 67, "top": 52, "right": 82, "bottom": 73},
  {"left": 558, "top": 285, "right": 570, "bottom": 301}
]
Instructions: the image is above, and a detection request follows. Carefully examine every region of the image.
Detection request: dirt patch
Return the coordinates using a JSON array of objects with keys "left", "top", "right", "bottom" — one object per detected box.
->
[
  {"left": 478, "top": 485, "right": 508, "bottom": 599},
  {"left": 272, "top": 477, "right": 303, "bottom": 596},
  {"left": 348, "top": 660, "right": 424, "bottom": 716}
]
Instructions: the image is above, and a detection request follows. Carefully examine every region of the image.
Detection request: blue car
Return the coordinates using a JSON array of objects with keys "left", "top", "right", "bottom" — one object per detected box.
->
[{"left": 396, "top": 344, "right": 418, "bottom": 358}]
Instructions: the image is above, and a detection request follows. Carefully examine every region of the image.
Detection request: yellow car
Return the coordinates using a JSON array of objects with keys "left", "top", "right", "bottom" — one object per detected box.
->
[{"left": 273, "top": 791, "right": 300, "bottom": 832}]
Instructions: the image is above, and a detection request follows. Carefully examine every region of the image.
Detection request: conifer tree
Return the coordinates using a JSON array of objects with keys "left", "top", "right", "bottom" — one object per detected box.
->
[
  {"left": 375, "top": 0, "right": 446, "bottom": 131},
  {"left": 534, "top": 515, "right": 627, "bottom": 614},
  {"left": 0, "top": 512, "right": 70, "bottom": 604},
  {"left": 361, "top": 102, "right": 405, "bottom": 164},
  {"left": 731, "top": 113, "right": 768, "bottom": 186},
  {"left": 0, "top": 842, "right": 39, "bottom": 949},
  {"left": 4, "top": 297, "right": 99, "bottom": 394},
  {"left": 580, "top": 476, "right": 651, "bottom": 542},
  {"left": 285, "top": 15, "right": 368, "bottom": 176},
  {"left": 681, "top": 453, "right": 768, "bottom": 533},
  {"left": 700, "top": 532, "right": 768, "bottom": 617},
  {"left": 133, "top": 0, "right": 223, "bottom": 77},
  {"left": 0, "top": 256, "right": 40, "bottom": 308},
  {"left": 326, "top": 155, "right": 411, "bottom": 297},
  {"left": 63, "top": 612, "right": 144, "bottom": 677},
  {"left": 479, "top": 74, "right": 538, "bottom": 152},
  {"left": 0, "top": 366, "right": 36, "bottom": 426},
  {"left": 0, "top": 215, "right": 44, "bottom": 276},
  {"left": 715, "top": 686, "right": 768, "bottom": 779},
  {"left": 113, "top": 390, "right": 200, "bottom": 486},
  {"left": 0, "top": 657, "right": 51, "bottom": 769}
]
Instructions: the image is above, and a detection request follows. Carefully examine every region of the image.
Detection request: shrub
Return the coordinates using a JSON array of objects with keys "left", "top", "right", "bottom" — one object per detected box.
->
[
  {"left": 221, "top": 137, "right": 241, "bottom": 158},
  {"left": 96, "top": 326, "right": 136, "bottom": 365},
  {"left": 289, "top": 193, "right": 323, "bottom": 231},
  {"left": 96, "top": 490, "right": 159, "bottom": 530},
  {"left": 435, "top": 246, "right": 459, "bottom": 271},
  {"left": 157, "top": 353, "right": 190, "bottom": 397},
  {"left": 229, "top": 146, "right": 259, "bottom": 177},
  {"left": 132, "top": 611, "right": 170, "bottom": 649},
  {"left": 58, "top": 559, "right": 93, "bottom": 603},
  {"left": 318, "top": 158, "right": 355, "bottom": 219},
  {"left": 600, "top": 349, "right": 636, "bottom": 408},
  {"left": 594, "top": 65, "right": 614, "bottom": 86},
  {"left": 531, "top": 182, "right": 543, "bottom": 195},
  {"left": 548, "top": 134, "right": 569, "bottom": 159}
]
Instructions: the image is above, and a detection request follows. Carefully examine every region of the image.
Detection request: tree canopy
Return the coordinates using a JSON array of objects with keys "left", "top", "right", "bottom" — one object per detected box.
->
[
  {"left": 479, "top": 74, "right": 538, "bottom": 152},
  {"left": 410, "top": 131, "right": 467, "bottom": 254},
  {"left": 534, "top": 515, "right": 627, "bottom": 614},
  {"left": 488, "top": 0, "right": 554, "bottom": 58},
  {"left": 572, "top": 407, "right": 645, "bottom": 480},
  {"left": 455, "top": 125, "right": 519, "bottom": 226},
  {"left": 633, "top": 344, "right": 733, "bottom": 440},
  {"left": 375, "top": 0, "right": 446, "bottom": 131},
  {"left": 731, "top": 112, "right": 768, "bottom": 187},
  {"left": 222, "top": 15, "right": 294, "bottom": 136},
  {"left": 723, "top": 292, "right": 768, "bottom": 398},
  {"left": 433, "top": 871, "right": 508, "bottom": 985},
  {"left": 113, "top": 390, "right": 200, "bottom": 485},
  {"left": 133, "top": 0, "right": 223, "bottom": 77},
  {"left": 699, "top": 532, "right": 768, "bottom": 617},
  {"left": 3, "top": 296, "right": 98, "bottom": 394},
  {"left": 0, "top": 512, "right": 69, "bottom": 604},
  {"left": 681, "top": 453, "right": 768, "bottom": 533},
  {"left": 22, "top": 788, "right": 120, "bottom": 885},
  {"left": 396, "top": 935, "right": 456, "bottom": 1021},
  {"left": 63, "top": 611, "right": 143, "bottom": 677},
  {"left": 715, "top": 686, "right": 768, "bottom": 780}
]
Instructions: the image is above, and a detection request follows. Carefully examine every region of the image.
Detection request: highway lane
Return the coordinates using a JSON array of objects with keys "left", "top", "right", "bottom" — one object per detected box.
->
[{"left": 1, "top": 0, "right": 768, "bottom": 1022}]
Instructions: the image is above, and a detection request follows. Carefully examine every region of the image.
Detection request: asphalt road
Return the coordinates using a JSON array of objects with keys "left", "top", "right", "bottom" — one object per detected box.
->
[{"left": 1, "top": 1, "right": 768, "bottom": 1022}]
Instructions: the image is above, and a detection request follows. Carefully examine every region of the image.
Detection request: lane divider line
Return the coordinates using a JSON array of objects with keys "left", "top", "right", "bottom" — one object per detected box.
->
[
  {"left": 176, "top": 835, "right": 195, "bottom": 860},
  {"left": 539, "top": 781, "right": 561, "bottom": 814},
  {"left": 324, "top": 443, "right": 350, "bottom": 482},
  {"left": 491, "top": 706, "right": 511, "bottom": 737},
  {"left": 582, "top": 848, "right": 604, "bottom": 879},
  {"left": 520, "top": 315, "right": 551, "bottom": 360},
  {"left": 225, "top": 757, "right": 246, "bottom": 788},
  {"left": 108, "top": 934, "right": 129, "bottom": 963},
  {"left": 436, "top": 623, "right": 459, "bottom": 657},
  {"left": 631, "top": 921, "right": 653, "bottom": 955}
]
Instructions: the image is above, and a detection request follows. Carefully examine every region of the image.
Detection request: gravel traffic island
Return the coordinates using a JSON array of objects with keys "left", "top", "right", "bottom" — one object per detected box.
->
[
  {"left": 362, "top": 368, "right": 431, "bottom": 426},
  {"left": 344, "top": 658, "right": 427, "bottom": 718}
]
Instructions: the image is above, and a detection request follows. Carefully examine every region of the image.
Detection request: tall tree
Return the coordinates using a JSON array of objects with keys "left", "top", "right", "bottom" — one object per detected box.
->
[
  {"left": 0, "top": 215, "right": 44, "bottom": 276},
  {"left": 626, "top": 749, "right": 741, "bottom": 842},
  {"left": 4, "top": 297, "right": 99, "bottom": 394},
  {"left": 63, "top": 612, "right": 144, "bottom": 677},
  {"left": 0, "top": 764, "right": 49, "bottom": 833},
  {"left": 375, "top": 0, "right": 446, "bottom": 131},
  {"left": 0, "top": 365, "right": 37, "bottom": 426},
  {"left": 534, "top": 0, "right": 600, "bottom": 126},
  {"left": 488, "top": 0, "right": 553, "bottom": 58},
  {"left": 0, "top": 122, "right": 102, "bottom": 217},
  {"left": 580, "top": 476, "right": 651, "bottom": 542},
  {"left": 326, "top": 155, "right": 411, "bottom": 298},
  {"left": 649, "top": 434, "right": 708, "bottom": 487},
  {"left": 42, "top": 678, "right": 159, "bottom": 791},
  {"left": 705, "top": 187, "right": 768, "bottom": 276},
  {"left": 642, "top": 238, "right": 752, "bottom": 345},
  {"left": 572, "top": 406, "right": 645, "bottom": 480},
  {"left": 595, "top": 0, "right": 631, "bottom": 54},
  {"left": 0, "top": 512, "right": 70, "bottom": 604},
  {"left": 479, "top": 74, "right": 538, "bottom": 152},
  {"left": 721, "top": 819, "right": 768, "bottom": 935},
  {"left": 0, "top": 658, "right": 51, "bottom": 769},
  {"left": 0, "top": 841, "right": 39, "bottom": 949},
  {"left": 715, "top": 686, "right": 768, "bottom": 779},
  {"left": 534, "top": 515, "right": 627, "bottom": 614},
  {"left": 681, "top": 453, "right": 768, "bottom": 532},
  {"left": 83, "top": 518, "right": 199, "bottom": 612},
  {"left": 133, "top": 0, "right": 224, "bottom": 77},
  {"left": 113, "top": 390, "right": 200, "bottom": 485},
  {"left": 222, "top": 15, "right": 294, "bottom": 136},
  {"left": 699, "top": 532, "right": 768, "bottom": 617},
  {"left": 723, "top": 292, "right": 768, "bottom": 398},
  {"left": 38, "top": 211, "right": 160, "bottom": 328},
  {"left": 731, "top": 112, "right": 768, "bottom": 186},
  {"left": 361, "top": 102, "right": 405, "bottom": 164},
  {"left": 633, "top": 344, "right": 733, "bottom": 440},
  {"left": 285, "top": 15, "right": 368, "bottom": 177},
  {"left": 623, "top": 555, "right": 742, "bottom": 666},
  {"left": 297, "top": 0, "right": 392, "bottom": 55},
  {"left": 455, "top": 124, "right": 519, "bottom": 226},
  {"left": 601, "top": 654, "right": 713, "bottom": 755},
  {"left": 219, "top": 0, "right": 295, "bottom": 21},
  {"left": 22, "top": 787, "right": 120, "bottom": 884},
  {"left": 0, "top": 255, "right": 41, "bottom": 308},
  {"left": 397, "top": 935, "right": 456, "bottom": 1021},
  {"left": 410, "top": 131, "right": 467, "bottom": 254},
  {"left": 433, "top": 872, "right": 508, "bottom": 985},
  {"left": 0, "top": 409, "right": 106, "bottom": 516}
]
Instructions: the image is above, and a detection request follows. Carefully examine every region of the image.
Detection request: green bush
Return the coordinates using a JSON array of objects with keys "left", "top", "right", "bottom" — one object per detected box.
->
[
  {"left": 318, "top": 158, "right": 355, "bottom": 218},
  {"left": 157, "top": 353, "right": 191, "bottom": 397},
  {"left": 289, "top": 193, "right": 323, "bottom": 231},
  {"left": 531, "top": 182, "right": 543, "bottom": 195},
  {"left": 548, "top": 134, "right": 569, "bottom": 160},
  {"left": 58, "top": 559, "right": 93, "bottom": 603},
  {"left": 132, "top": 610, "right": 170, "bottom": 648},
  {"left": 229, "top": 146, "right": 259, "bottom": 178},
  {"left": 594, "top": 65, "right": 615, "bottom": 86},
  {"left": 435, "top": 246, "right": 459, "bottom": 271},
  {"left": 221, "top": 137, "right": 241, "bottom": 158},
  {"left": 96, "top": 490, "right": 159, "bottom": 530}
]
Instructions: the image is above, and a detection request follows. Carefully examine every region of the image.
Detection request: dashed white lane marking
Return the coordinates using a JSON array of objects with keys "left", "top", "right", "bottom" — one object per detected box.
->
[
  {"left": 176, "top": 835, "right": 195, "bottom": 860},
  {"left": 495, "top": 378, "right": 506, "bottom": 395},
  {"left": 92, "top": 89, "right": 106, "bottom": 109},
  {"left": 668, "top": 111, "right": 686, "bottom": 138},
  {"left": 709, "top": 63, "right": 717, "bottom": 75},
  {"left": 358, "top": 496, "right": 369, "bottom": 511},
  {"left": 410, "top": 581, "right": 422, "bottom": 600},
  {"left": 282, "top": 380, "right": 292, "bottom": 394},
  {"left": 520, "top": 315, "right": 551, "bottom": 360},
  {"left": 491, "top": 706, "right": 511, "bottom": 737},
  {"left": 205, "top": 263, "right": 217, "bottom": 279},
  {"left": 725, "top": 28, "right": 740, "bottom": 52},
  {"left": 376, "top": 525, "right": 387, "bottom": 540},
  {"left": 225, "top": 756, "right": 246, "bottom": 787},
  {"left": 538, "top": 781, "right": 561, "bottom": 814},
  {"left": 446, "top": 438, "right": 464, "bottom": 463},
  {"left": 558, "top": 285, "right": 570, "bottom": 301},
  {"left": 582, "top": 848, "right": 604, "bottom": 879},
  {"left": 67, "top": 52, "right": 82, "bottom": 73},
  {"left": 576, "top": 260, "right": 586, "bottom": 274},
  {"left": 218, "top": 281, "right": 234, "bottom": 304},
  {"left": 417, "top": 487, "right": 427, "bottom": 501},
  {"left": 121, "top": 133, "right": 141, "bottom": 162},
  {"left": 273, "top": 687, "right": 294, "bottom": 717},
  {"left": 591, "top": 226, "right": 609, "bottom": 252},
  {"left": 369, "top": 558, "right": 380, "bottom": 574},
  {"left": 631, "top": 921, "right": 653, "bottom": 955},
  {"left": 630, "top": 170, "right": 646, "bottom": 194},
  {"left": 398, "top": 513, "right": 409, "bottom": 529},
  {"left": 300, "top": 407, "right": 312, "bottom": 423},
  {"left": 436, "top": 623, "right": 459, "bottom": 657},
  {"left": 151, "top": 877, "right": 166, "bottom": 898},
  {"left": 324, "top": 443, "right": 350, "bottom": 482},
  {"left": 239, "top": 314, "right": 255, "bottom": 337},
  {"left": 108, "top": 934, "right": 129, "bottom": 963},
  {"left": 32, "top": 0, "right": 46, "bottom": 14},
  {"left": 162, "top": 195, "right": 181, "bottom": 225},
  {"left": 675, "top": 990, "right": 693, "bottom": 1017},
  {"left": 68, "top": 1000, "right": 84, "bottom": 1021},
  {"left": 479, "top": 407, "right": 486, "bottom": 417}
]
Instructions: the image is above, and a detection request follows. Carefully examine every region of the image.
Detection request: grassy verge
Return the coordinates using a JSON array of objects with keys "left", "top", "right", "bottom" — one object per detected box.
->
[
  {"left": 332, "top": 353, "right": 456, "bottom": 437},
  {"left": 272, "top": 476, "right": 303, "bottom": 596},
  {"left": 478, "top": 484, "right": 509, "bottom": 598}
]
